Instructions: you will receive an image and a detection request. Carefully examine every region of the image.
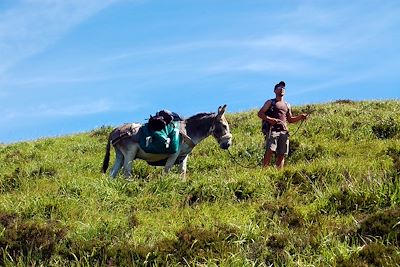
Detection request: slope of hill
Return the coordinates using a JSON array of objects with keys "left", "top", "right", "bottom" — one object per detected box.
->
[{"left": 0, "top": 100, "right": 399, "bottom": 266}]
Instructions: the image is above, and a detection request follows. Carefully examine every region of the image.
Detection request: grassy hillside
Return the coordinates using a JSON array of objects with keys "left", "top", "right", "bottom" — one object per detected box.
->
[{"left": 0, "top": 100, "right": 399, "bottom": 266}]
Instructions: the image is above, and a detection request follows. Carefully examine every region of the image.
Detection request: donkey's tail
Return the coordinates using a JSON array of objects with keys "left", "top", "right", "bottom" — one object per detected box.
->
[{"left": 102, "top": 135, "right": 111, "bottom": 173}]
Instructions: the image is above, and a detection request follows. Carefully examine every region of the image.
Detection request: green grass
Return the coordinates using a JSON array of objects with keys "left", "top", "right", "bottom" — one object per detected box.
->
[{"left": 0, "top": 100, "right": 399, "bottom": 266}]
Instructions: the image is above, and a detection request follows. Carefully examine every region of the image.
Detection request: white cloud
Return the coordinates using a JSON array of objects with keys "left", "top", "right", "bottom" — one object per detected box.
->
[
  {"left": 3, "top": 99, "right": 112, "bottom": 120},
  {"left": 2, "top": 0, "right": 398, "bottom": 94},
  {"left": 6, "top": 73, "right": 126, "bottom": 86},
  {"left": 0, "top": 0, "right": 120, "bottom": 74}
]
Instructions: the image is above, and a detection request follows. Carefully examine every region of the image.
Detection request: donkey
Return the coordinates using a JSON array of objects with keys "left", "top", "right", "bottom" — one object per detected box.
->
[{"left": 102, "top": 105, "right": 232, "bottom": 179}]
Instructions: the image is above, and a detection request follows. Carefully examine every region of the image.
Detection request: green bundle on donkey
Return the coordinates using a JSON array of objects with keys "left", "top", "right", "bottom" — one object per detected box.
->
[{"left": 139, "top": 110, "right": 183, "bottom": 154}]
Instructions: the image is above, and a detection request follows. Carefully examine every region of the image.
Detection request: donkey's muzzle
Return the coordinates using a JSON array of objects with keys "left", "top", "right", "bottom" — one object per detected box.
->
[
  {"left": 219, "top": 134, "right": 232, "bottom": 149},
  {"left": 220, "top": 142, "right": 231, "bottom": 149}
]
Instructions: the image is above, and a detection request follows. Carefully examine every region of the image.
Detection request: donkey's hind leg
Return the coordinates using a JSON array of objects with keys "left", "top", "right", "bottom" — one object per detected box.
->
[
  {"left": 122, "top": 143, "right": 138, "bottom": 178},
  {"left": 110, "top": 147, "right": 124, "bottom": 178}
]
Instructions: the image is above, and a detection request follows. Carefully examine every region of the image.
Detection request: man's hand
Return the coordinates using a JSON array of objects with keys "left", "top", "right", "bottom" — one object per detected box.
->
[
  {"left": 301, "top": 113, "right": 309, "bottom": 120},
  {"left": 270, "top": 118, "right": 283, "bottom": 125}
]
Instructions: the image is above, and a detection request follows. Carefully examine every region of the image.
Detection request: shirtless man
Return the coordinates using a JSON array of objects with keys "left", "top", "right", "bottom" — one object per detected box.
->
[{"left": 257, "top": 81, "right": 308, "bottom": 168}]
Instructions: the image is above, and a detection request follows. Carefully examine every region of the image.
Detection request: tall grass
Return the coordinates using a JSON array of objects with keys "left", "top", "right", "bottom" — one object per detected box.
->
[{"left": 0, "top": 100, "right": 399, "bottom": 266}]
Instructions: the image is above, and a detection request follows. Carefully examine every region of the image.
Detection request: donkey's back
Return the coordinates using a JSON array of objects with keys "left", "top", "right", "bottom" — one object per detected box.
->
[{"left": 102, "top": 123, "right": 141, "bottom": 174}]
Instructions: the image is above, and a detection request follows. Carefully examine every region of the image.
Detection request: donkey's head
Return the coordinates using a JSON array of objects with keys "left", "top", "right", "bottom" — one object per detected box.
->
[{"left": 211, "top": 105, "right": 232, "bottom": 149}]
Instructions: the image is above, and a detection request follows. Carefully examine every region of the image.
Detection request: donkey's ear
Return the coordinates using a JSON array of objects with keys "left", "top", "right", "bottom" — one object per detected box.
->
[{"left": 217, "top": 104, "right": 227, "bottom": 117}]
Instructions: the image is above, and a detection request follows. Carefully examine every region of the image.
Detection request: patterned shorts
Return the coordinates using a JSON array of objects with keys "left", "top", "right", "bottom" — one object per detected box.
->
[{"left": 265, "top": 131, "right": 289, "bottom": 156}]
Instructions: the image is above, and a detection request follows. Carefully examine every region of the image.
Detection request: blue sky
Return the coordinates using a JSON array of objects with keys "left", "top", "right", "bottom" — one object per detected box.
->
[{"left": 1, "top": 0, "right": 399, "bottom": 143}]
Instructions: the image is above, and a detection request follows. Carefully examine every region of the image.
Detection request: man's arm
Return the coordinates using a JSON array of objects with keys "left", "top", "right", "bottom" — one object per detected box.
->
[
  {"left": 257, "top": 100, "right": 280, "bottom": 125},
  {"left": 287, "top": 111, "right": 308, "bottom": 123}
]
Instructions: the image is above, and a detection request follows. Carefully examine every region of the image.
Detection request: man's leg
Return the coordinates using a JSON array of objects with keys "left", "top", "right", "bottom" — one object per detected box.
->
[
  {"left": 275, "top": 154, "right": 285, "bottom": 169},
  {"left": 275, "top": 132, "right": 289, "bottom": 169},
  {"left": 263, "top": 149, "right": 274, "bottom": 167},
  {"left": 263, "top": 132, "right": 278, "bottom": 167}
]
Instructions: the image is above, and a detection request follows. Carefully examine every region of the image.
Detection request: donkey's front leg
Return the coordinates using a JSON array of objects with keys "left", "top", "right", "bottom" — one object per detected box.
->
[
  {"left": 178, "top": 155, "right": 188, "bottom": 181},
  {"left": 164, "top": 152, "right": 180, "bottom": 174}
]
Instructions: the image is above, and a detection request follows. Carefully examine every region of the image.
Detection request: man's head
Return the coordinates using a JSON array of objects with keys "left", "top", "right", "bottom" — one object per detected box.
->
[{"left": 274, "top": 81, "right": 286, "bottom": 96}]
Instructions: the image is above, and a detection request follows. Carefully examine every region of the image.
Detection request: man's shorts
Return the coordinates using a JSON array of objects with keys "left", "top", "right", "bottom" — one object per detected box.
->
[{"left": 265, "top": 131, "right": 289, "bottom": 156}]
